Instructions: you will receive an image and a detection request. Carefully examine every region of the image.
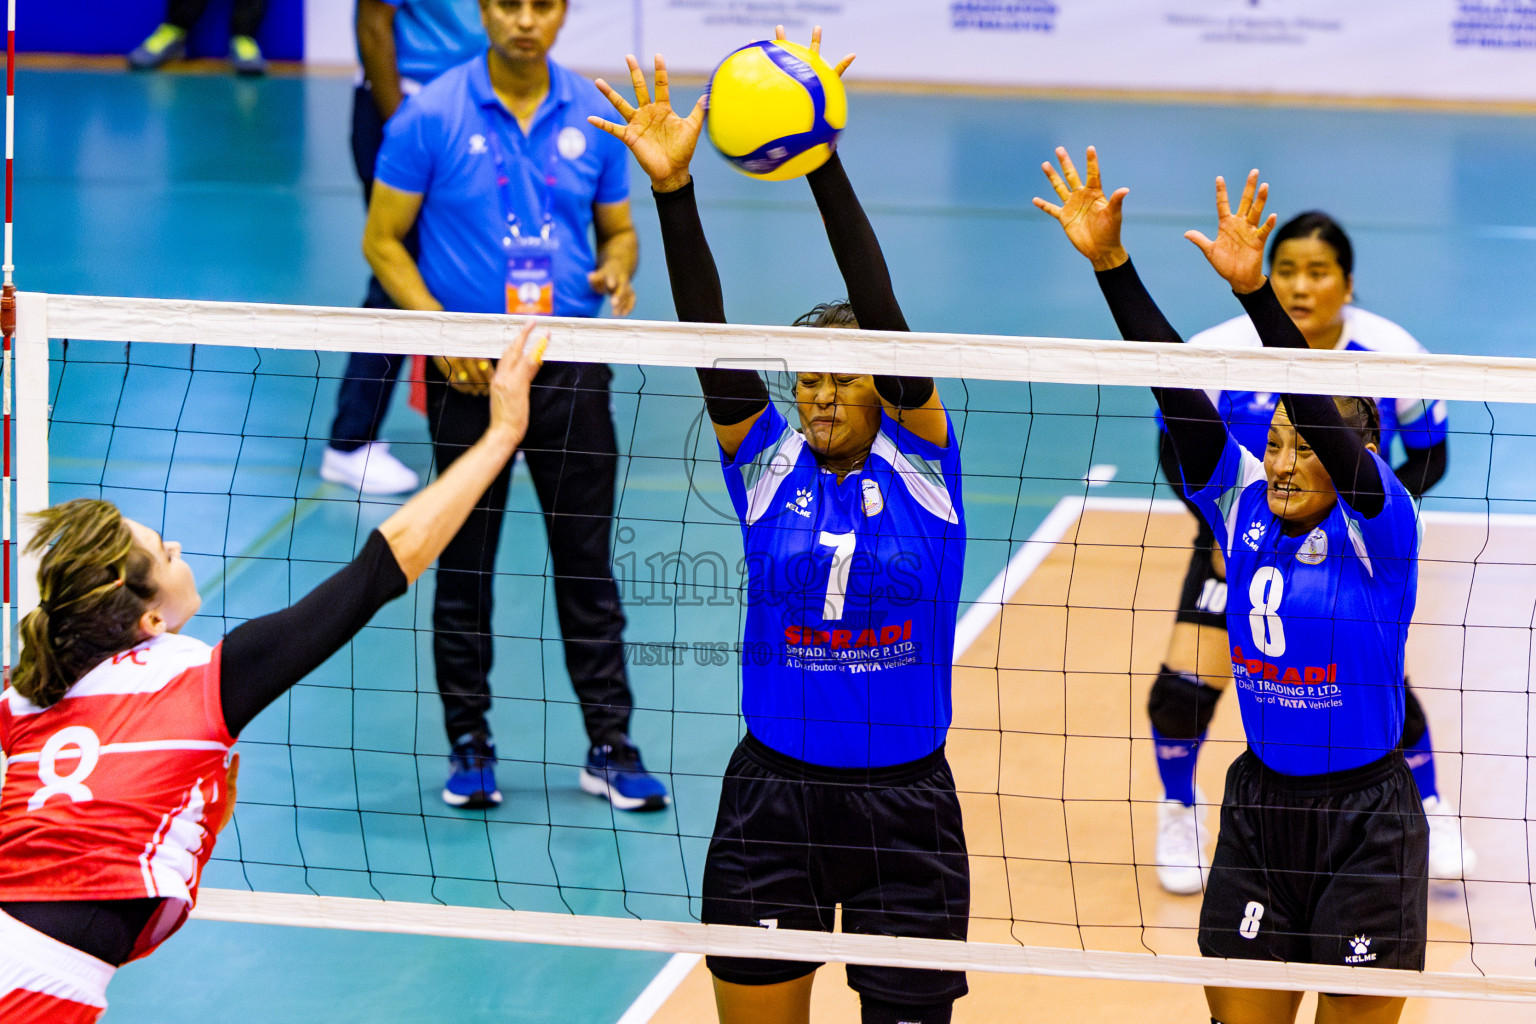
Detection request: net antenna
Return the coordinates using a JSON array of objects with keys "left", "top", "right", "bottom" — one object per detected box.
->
[{"left": 3, "top": 0, "right": 16, "bottom": 682}]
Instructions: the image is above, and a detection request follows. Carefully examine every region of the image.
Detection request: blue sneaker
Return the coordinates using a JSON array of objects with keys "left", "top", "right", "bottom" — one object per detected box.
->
[
  {"left": 580, "top": 739, "right": 669, "bottom": 811},
  {"left": 127, "top": 24, "right": 187, "bottom": 70},
  {"left": 443, "top": 734, "right": 501, "bottom": 809},
  {"left": 229, "top": 34, "right": 267, "bottom": 77}
]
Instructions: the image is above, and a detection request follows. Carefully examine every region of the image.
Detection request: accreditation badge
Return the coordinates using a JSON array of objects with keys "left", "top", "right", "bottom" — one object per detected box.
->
[
  {"left": 1296, "top": 527, "right": 1328, "bottom": 565},
  {"left": 506, "top": 234, "right": 556, "bottom": 315},
  {"left": 861, "top": 478, "right": 884, "bottom": 517}
]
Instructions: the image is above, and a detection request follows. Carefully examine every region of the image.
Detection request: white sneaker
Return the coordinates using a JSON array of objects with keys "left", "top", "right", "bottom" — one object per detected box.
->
[
  {"left": 1156, "top": 788, "right": 1210, "bottom": 895},
  {"left": 321, "top": 442, "right": 420, "bottom": 495},
  {"left": 1424, "top": 795, "right": 1477, "bottom": 880}
]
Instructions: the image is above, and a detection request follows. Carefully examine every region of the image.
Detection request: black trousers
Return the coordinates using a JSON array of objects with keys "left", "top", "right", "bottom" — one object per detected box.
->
[
  {"left": 329, "top": 83, "right": 414, "bottom": 452},
  {"left": 168, "top": 0, "right": 269, "bottom": 37},
  {"left": 424, "top": 358, "right": 633, "bottom": 748}
]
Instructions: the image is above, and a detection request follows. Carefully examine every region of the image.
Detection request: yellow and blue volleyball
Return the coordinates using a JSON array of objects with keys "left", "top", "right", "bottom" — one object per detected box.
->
[{"left": 705, "top": 39, "right": 847, "bottom": 182}]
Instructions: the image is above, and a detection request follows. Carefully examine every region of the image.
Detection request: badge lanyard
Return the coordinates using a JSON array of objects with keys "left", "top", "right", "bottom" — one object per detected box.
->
[{"left": 481, "top": 114, "right": 559, "bottom": 315}]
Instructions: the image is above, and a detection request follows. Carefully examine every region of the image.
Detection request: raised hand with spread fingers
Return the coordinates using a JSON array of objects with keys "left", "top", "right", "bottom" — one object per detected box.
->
[
  {"left": 775, "top": 22, "right": 856, "bottom": 76},
  {"left": 588, "top": 54, "right": 705, "bottom": 194},
  {"left": 1033, "top": 146, "right": 1130, "bottom": 272},
  {"left": 1184, "top": 169, "right": 1276, "bottom": 295}
]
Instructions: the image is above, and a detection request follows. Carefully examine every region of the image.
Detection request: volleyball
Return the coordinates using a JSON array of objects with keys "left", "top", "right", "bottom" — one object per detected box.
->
[{"left": 705, "top": 39, "right": 847, "bottom": 181}]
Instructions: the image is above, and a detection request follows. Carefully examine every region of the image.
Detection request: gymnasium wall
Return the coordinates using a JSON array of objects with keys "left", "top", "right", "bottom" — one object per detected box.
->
[
  {"left": 20, "top": 0, "right": 305, "bottom": 61},
  {"left": 552, "top": 0, "right": 1536, "bottom": 104},
  {"left": 27, "top": 0, "right": 1536, "bottom": 105}
]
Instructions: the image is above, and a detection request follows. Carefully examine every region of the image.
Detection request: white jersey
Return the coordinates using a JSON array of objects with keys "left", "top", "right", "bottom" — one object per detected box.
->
[{"left": 1184, "top": 306, "right": 1449, "bottom": 458}]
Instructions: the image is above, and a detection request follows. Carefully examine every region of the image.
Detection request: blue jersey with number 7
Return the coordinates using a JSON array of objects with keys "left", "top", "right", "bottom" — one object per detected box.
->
[
  {"left": 721, "top": 401, "right": 966, "bottom": 768},
  {"left": 1186, "top": 435, "right": 1420, "bottom": 776}
]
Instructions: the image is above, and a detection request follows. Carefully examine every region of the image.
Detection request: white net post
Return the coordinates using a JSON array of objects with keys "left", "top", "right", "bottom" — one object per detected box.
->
[{"left": 14, "top": 292, "right": 46, "bottom": 619}]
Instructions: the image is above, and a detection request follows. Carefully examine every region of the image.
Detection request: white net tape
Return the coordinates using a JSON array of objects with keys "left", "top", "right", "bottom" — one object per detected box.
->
[{"left": 190, "top": 890, "right": 1536, "bottom": 1001}]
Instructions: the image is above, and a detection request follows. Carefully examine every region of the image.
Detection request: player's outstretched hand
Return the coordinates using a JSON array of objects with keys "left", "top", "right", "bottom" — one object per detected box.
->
[
  {"left": 1034, "top": 146, "right": 1130, "bottom": 272},
  {"left": 775, "top": 24, "right": 856, "bottom": 77},
  {"left": 588, "top": 263, "right": 636, "bottom": 317},
  {"left": 379, "top": 322, "right": 547, "bottom": 586},
  {"left": 436, "top": 322, "right": 547, "bottom": 400},
  {"left": 433, "top": 355, "right": 496, "bottom": 395},
  {"left": 590, "top": 54, "right": 704, "bottom": 194},
  {"left": 1185, "top": 170, "right": 1275, "bottom": 295},
  {"left": 487, "top": 321, "right": 546, "bottom": 447}
]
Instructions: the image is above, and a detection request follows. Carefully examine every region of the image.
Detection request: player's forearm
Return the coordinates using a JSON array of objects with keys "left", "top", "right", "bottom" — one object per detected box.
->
[
  {"left": 1094, "top": 260, "right": 1226, "bottom": 487},
  {"left": 379, "top": 424, "right": 522, "bottom": 582},
  {"left": 654, "top": 180, "right": 727, "bottom": 324},
  {"left": 364, "top": 233, "right": 443, "bottom": 311},
  {"left": 1235, "top": 285, "right": 1387, "bottom": 515},
  {"left": 1095, "top": 258, "right": 1184, "bottom": 347},
  {"left": 220, "top": 530, "right": 408, "bottom": 735},
  {"left": 806, "top": 153, "right": 909, "bottom": 333},
  {"left": 364, "top": 56, "right": 404, "bottom": 121},
  {"left": 1394, "top": 440, "right": 1447, "bottom": 497},
  {"left": 595, "top": 225, "right": 638, "bottom": 280},
  {"left": 356, "top": 0, "right": 404, "bottom": 119},
  {"left": 841, "top": 156, "right": 932, "bottom": 406}
]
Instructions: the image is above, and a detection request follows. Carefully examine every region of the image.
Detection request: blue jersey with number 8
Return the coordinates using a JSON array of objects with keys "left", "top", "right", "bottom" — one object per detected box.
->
[
  {"left": 1186, "top": 435, "right": 1420, "bottom": 776},
  {"left": 721, "top": 402, "right": 966, "bottom": 768}
]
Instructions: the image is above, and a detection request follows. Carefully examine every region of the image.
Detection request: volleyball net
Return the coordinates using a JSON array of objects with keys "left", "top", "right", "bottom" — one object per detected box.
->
[{"left": 15, "top": 290, "right": 1536, "bottom": 1002}]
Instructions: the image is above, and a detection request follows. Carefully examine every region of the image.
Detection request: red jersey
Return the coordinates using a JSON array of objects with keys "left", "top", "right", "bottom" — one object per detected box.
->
[{"left": 0, "top": 633, "right": 235, "bottom": 961}]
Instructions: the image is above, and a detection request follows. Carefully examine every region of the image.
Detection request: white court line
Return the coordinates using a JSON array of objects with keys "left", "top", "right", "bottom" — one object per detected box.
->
[
  {"left": 615, "top": 494, "right": 1094, "bottom": 1024},
  {"left": 614, "top": 953, "right": 704, "bottom": 1024},
  {"left": 953, "top": 495, "right": 1087, "bottom": 655},
  {"left": 1082, "top": 464, "right": 1118, "bottom": 488}
]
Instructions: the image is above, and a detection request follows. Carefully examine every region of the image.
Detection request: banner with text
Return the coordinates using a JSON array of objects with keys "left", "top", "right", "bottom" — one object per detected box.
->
[{"left": 543, "top": 0, "right": 1536, "bottom": 104}]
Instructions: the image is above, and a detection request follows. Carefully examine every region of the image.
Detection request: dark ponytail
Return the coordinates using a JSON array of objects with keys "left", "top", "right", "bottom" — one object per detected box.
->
[
  {"left": 15, "top": 499, "right": 158, "bottom": 708},
  {"left": 793, "top": 300, "right": 859, "bottom": 330},
  {"left": 1333, "top": 395, "right": 1381, "bottom": 449}
]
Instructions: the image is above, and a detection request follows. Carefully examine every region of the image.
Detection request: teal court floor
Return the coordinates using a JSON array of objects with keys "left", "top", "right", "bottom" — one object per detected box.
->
[{"left": 22, "top": 64, "right": 1536, "bottom": 1022}]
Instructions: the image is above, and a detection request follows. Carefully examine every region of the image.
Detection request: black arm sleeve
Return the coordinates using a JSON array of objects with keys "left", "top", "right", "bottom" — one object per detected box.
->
[
  {"left": 653, "top": 180, "right": 771, "bottom": 427},
  {"left": 219, "top": 529, "right": 409, "bottom": 736},
  {"left": 1236, "top": 283, "right": 1387, "bottom": 518},
  {"left": 1093, "top": 260, "right": 1228, "bottom": 489},
  {"left": 654, "top": 180, "right": 726, "bottom": 326},
  {"left": 1394, "top": 440, "right": 1447, "bottom": 498},
  {"left": 805, "top": 154, "right": 933, "bottom": 410}
]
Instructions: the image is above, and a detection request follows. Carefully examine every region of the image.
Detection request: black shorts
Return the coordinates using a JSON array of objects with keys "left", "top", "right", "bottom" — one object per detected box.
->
[
  {"left": 701, "top": 734, "right": 970, "bottom": 1005},
  {"left": 1198, "top": 749, "right": 1428, "bottom": 970}
]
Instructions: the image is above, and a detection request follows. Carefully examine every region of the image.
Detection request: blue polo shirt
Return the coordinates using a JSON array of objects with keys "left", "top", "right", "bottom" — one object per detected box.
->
[
  {"left": 374, "top": 55, "right": 630, "bottom": 317},
  {"left": 379, "top": 0, "right": 486, "bottom": 83}
]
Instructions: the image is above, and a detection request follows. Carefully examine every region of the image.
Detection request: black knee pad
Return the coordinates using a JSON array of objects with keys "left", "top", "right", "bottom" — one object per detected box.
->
[
  {"left": 1400, "top": 680, "right": 1427, "bottom": 749},
  {"left": 1147, "top": 666, "right": 1223, "bottom": 740},
  {"left": 861, "top": 996, "right": 954, "bottom": 1024}
]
